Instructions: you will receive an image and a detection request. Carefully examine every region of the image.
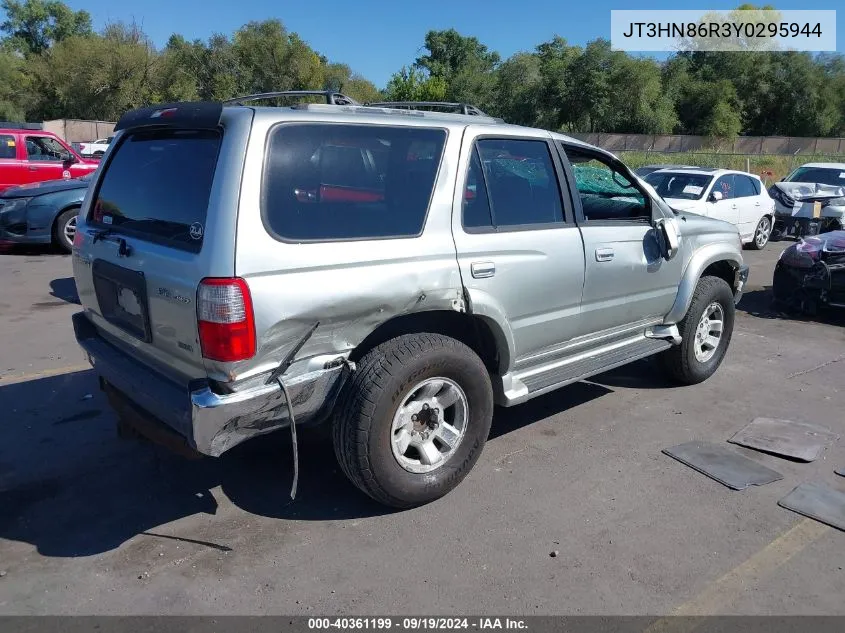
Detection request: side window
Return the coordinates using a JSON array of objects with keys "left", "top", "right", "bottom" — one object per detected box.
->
[
  {"left": 711, "top": 175, "right": 735, "bottom": 200},
  {"left": 462, "top": 147, "right": 493, "bottom": 229},
  {"left": 0, "top": 134, "right": 15, "bottom": 159},
  {"left": 735, "top": 175, "right": 759, "bottom": 197},
  {"left": 563, "top": 147, "right": 649, "bottom": 221},
  {"left": 262, "top": 124, "right": 446, "bottom": 241},
  {"left": 25, "top": 136, "right": 71, "bottom": 162},
  {"left": 467, "top": 138, "right": 563, "bottom": 229}
]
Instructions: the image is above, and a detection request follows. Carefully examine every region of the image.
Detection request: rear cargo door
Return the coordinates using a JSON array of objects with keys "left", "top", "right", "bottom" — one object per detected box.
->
[{"left": 72, "top": 107, "right": 252, "bottom": 382}]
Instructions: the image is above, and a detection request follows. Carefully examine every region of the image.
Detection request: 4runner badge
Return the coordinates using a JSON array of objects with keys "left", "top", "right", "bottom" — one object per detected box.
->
[{"left": 189, "top": 223, "right": 203, "bottom": 240}]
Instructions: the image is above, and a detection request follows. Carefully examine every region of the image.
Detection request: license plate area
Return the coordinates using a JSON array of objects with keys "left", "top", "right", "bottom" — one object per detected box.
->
[{"left": 92, "top": 259, "right": 152, "bottom": 343}]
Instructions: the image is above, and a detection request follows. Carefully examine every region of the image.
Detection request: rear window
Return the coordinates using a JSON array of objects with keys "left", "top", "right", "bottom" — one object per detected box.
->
[
  {"left": 262, "top": 124, "right": 447, "bottom": 241},
  {"left": 89, "top": 129, "right": 221, "bottom": 252}
]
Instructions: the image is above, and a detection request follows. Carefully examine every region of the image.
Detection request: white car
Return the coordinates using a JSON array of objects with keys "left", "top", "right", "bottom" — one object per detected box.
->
[
  {"left": 768, "top": 162, "right": 845, "bottom": 238},
  {"left": 644, "top": 167, "right": 775, "bottom": 250},
  {"left": 78, "top": 137, "right": 113, "bottom": 158}
]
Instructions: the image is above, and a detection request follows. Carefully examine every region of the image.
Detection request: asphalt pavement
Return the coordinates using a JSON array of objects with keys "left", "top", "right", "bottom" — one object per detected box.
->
[{"left": 0, "top": 242, "right": 843, "bottom": 615}]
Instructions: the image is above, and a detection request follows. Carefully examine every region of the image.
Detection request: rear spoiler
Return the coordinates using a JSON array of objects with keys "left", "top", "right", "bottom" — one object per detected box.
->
[{"left": 114, "top": 102, "right": 223, "bottom": 132}]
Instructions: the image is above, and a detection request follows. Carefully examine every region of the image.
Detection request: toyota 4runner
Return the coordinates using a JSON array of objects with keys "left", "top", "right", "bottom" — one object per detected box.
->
[{"left": 71, "top": 92, "right": 749, "bottom": 508}]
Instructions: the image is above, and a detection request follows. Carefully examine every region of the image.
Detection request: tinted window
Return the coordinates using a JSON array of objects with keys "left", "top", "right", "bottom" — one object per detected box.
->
[
  {"left": 474, "top": 139, "right": 563, "bottom": 227},
  {"left": 0, "top": 134, "right": 15, "bottom": 159},
  {"left": 645, "top": 172, "right": 713, "bottom": 200},
  {"left": 263, "top": 124, "right": 446, "bottom": 241},
  {"left": 25, "top": 136, "right": 71, "bottom": 162},
  {"left": 734, "top": 175, "right": 757, "bottom": 198},
  {"left": 564, "top": 148, "right": 649, "bottom": 221},
  {"left": 711, "top": 175, "right": 735, "bottom": 200},
  {"left": 463, "top": 147, "right": 493, "bottom": 229},
  {"left": 89, "top": 129, "right": 221, "bottom": 252},
  {"left": 787, "top": 167, "right": 845, "bottom": 186}
]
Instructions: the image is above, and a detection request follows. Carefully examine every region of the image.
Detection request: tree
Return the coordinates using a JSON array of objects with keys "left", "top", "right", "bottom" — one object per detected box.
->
[
  {"left": 383, "top": 66, "right": 447, "bottom": 102},
  {"left": 494, "top": 52, "right": 541, "bottom": 126},
  {"left": 413, "top": 29, "right": 500, "bottom": 108},
  {"left": 1, "top": 0, "right": 91, "bottom": 56},
  {"left": 232, "top": 20, "right": 323, "bottom": 96}
]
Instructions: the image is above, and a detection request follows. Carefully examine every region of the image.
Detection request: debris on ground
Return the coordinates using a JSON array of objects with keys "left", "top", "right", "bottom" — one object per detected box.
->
[
  {"left": 729, "top": 418, "right": 839, "bottom": 462},
  {"left": 663, "top": 441, "right": 783, "bottom": 490},
  {"left": 778, "top": 482, "right": 845, "bottom": 532}
]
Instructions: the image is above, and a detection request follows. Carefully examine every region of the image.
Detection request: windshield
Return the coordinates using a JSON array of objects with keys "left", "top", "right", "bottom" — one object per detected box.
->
[
  {"left": 785, "top": 167, "right": 845, "bottom": 187},
  {"left": 645, "top": 172, "right": 713, "bottom": 200}
]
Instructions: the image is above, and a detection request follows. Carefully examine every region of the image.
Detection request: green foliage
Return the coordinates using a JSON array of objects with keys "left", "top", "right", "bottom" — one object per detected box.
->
[
  {"left": 0, "top": 0, "right": 843, "bottom": 142},
  {"left": 1, "top": 0, "right": 90, "bottom": 56}
]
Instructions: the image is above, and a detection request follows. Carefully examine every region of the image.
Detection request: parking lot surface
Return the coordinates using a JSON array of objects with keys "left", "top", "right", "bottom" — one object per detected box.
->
[{"left": 0, "top": 242, "right": 843, "bottom": 615}]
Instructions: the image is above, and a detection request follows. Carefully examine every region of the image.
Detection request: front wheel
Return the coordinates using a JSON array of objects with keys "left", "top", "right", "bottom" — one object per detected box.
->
[
  {"left": 333, "top": 333, "right": 494, "bottom": 508},
  {"left": 747, "top": 216, "right": 772, "bottom": 250},
  {"left": 659, "top": 276, "right": 736, "bottom": 385}
]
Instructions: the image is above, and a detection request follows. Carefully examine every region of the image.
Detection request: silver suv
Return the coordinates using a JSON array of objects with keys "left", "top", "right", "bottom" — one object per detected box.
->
[{"left": 71, "top": 92, "right": 749, "bottom": 508}]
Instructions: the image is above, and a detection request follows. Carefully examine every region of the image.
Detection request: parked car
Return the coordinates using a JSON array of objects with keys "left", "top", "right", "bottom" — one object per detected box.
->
[
  {"left": 769, "top": 162, "right": 845, "bottom": 238},
  {"left": 773, "top": 230, "right": 845, "bottom": 314},
  {"left": 0, "top": 128, "right": 98, "bottom": 192},
  {"left": 634, "top": 164, "right": 697, "bottom": 177},
  {"left": 78, "top": 137, "right": 114, "bottom": 158},
  {"left": 644, "top": 167, "right": 775, "bottom": 249},
  {"left": 0, "top": 174, "right": 92, "bottom": 252},
  {"left": 71, "top": 95, "right": 748, "bottom": 509}
]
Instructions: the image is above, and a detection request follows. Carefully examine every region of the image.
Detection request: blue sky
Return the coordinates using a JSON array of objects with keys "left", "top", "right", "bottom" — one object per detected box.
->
[{"left": 65, "top": 0, "right": 843, "bottom": 88}]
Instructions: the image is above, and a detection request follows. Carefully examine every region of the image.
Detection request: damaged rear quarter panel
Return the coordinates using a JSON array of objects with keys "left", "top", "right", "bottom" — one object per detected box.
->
[{"left": 214, "top": 109, "right": 467, "bottom": 386}]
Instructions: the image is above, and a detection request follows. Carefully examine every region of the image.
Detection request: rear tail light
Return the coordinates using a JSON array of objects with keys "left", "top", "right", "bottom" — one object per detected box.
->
[{"left": 197, "top": 278, "right": 256, "bottom": 362}]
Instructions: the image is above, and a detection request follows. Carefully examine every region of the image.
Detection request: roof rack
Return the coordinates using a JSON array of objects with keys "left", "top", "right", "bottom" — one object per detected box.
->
[
  {"left": 223, "top": 90, "right": 360, "bottom": 106},
  {"left": 365, "top": 101, "right": 492, "bottom": 117}
]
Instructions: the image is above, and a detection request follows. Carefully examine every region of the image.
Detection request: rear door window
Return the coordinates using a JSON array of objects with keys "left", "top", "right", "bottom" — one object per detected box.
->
[
  {"left": 734, "top": 175, "right": 757, "bottom": 198},
  {"left": 262, "top": 124, "right": 446, "bottom": 241},
  {"left": 89, "top": 129, "right": 221, "bottom": 252}
]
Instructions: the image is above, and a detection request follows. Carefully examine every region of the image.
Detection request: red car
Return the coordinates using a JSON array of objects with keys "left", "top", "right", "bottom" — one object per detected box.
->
[{"left": 0, "top": 128, "right": 99, "bottom": 192}]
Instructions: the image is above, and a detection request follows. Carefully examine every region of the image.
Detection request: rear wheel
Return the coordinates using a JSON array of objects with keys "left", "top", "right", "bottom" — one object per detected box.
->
[
  {"left": 54, "top": 207, "right": 79, "bottom": 253},
  {"left": 333, "top": 333, "right": 493, "bottom": 508},
  {"left": 748, "top": 216, "right": 772, "bottom": 250},
  {"left": 659, "top": 276, "right": 735, "bottom": 385}
]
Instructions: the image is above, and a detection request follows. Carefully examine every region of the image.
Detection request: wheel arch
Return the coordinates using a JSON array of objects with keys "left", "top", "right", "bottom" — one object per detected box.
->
[
  {"left": 664, "top": 245, "right": 743, "bottom": 324},
  {"left": 348, "top": 309, "right": 509, "bottom": 376}
]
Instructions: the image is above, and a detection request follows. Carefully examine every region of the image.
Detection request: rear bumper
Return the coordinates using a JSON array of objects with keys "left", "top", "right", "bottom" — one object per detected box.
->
[{"left": 73, "top": 311, "right": 348, "bottom": 456}]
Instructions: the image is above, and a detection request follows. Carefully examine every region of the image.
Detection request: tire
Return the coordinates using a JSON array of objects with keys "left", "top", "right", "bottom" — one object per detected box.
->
[
  {"left": 333, "top": 333, "right": 494, "bottom": 508},
  {"left": 747, "top": 215, "right": 772, "bottom": 250},
  {"left": 53, "top": 207, "right": 79, "bottom": 253},
  {"left": 659, "top": 276, "right": 736, "bottom": 385}
]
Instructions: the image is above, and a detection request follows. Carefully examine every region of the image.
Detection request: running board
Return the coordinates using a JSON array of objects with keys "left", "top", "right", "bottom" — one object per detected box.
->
[{"left": 499, "top": 336, "right": 672, "bottom": 406}]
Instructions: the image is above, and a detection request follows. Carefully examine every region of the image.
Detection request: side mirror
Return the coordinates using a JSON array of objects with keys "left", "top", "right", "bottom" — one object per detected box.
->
[
  {"left": 709, "top": 190, "right": 723, "bottom": 202},
  {"left": 655, "top": 217, "right": 680, "bottom": 261},
  {"left": 63, "top": 154, "right": 78, "bottom": 165}
]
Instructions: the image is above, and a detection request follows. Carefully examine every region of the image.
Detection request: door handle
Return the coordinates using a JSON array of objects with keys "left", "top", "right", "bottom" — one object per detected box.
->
[
  {"left": 28, "top": 166, "right": 38, "bottom": 171},
  {"left": 755, "top": 201, "right": 761, "bottom": 206},
  {"left": 731, "top": 204, "right": 738, "bottom": 209},
  {"left": 471, "top": 261, "right": 495, "bottom": 279},
  {"left": 595, "top": 247, "right": 615, "bottom": 262}
]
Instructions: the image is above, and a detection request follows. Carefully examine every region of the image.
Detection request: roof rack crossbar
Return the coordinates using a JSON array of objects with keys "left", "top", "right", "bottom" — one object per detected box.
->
[
  {"left": 365, "top": 101, "right": 491, "bottom": 117},
  {"left": 223, "top": 91, "right": 360, "bottom": 106}
]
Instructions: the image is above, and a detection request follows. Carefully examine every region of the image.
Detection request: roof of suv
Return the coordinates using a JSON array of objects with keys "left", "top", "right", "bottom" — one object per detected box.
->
[{"left": 239, "top": 102, "right": 601, "bottom": 151}]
